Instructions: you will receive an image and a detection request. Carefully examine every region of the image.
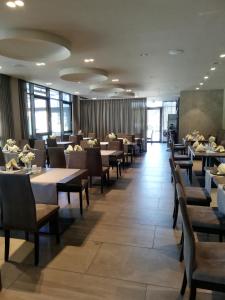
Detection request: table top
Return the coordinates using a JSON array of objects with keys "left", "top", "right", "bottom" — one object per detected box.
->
[{"left": 188, "top": 146, "right": 225, "bottom": 158}]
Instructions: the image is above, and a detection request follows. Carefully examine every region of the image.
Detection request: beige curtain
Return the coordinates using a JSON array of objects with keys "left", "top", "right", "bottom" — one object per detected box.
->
[
  {"left": 80, "top": 97, "right": 147, "bottom": 142},
  {"left": 0, "top": 75, "right": 14, "bottom": 145},
  {"left": 72, "top": 95, "right": 80, "bottom": 134}
]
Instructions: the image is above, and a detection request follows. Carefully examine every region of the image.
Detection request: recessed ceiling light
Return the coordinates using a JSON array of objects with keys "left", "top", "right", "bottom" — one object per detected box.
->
[
  {"left": 35, "top": 62, "right": 46, "bottom": 66},
  {"left": 220, "top": 54, "right": 225, "bottom": 58},
  {"left": 126, "top": 89, "right": 132, "bottom": 92},
  {"left": 196, "top": 87, "right": 200, "bottom": 90},
  {"left": 6, "top": 1, "right": 16, "bottom": 8},
  {"left": 210, "top": 67, "right": 216, "bottom": 71},
  {"left": 84, "top": 58, "right": 95, "bottom": 63},
  {"left": 74, "top": 91, "right": 80, "bottom": 95},
  {"left": 169, "top": 49, "right": 184, "bottom": 55},
  {"left": 15, "top": 0, "right": 24, "bottom": 6},
  {"left": 204, "top": 76, "right": 209, "bottom": 80},
  {"left": 46, "top": 82, "right": 52, "bottom": 86},
  {"left": 92, "top": 97, "right": 97, "bottom": 100},
  {"left": 112, "top": 78, "right": 119, "bottom": 82},
  {"left": 0, "top": 66, "right": 2, "bottom": 70},
  {"left": 200, "top": 82, "right": 204, "bottom": 86},
  {"left": 140, "top": 53, "right": 149, "bottom": 57}
]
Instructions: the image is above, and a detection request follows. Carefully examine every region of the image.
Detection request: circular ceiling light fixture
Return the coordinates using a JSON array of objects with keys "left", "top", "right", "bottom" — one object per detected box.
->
[
  {"left": 210, "top": 66, "right": 216, "bottom": 71},
  {"left": 6, "top": 1, "right": 16, "bottom": 8},
  {"left": 204, "top": 76, "right": 209, "bottom": 80},
  {"left": 0, "top": 29, "right": 71, "bottom": 62},
  {"left": 15, "top": 0, "right": 24, "bottom": 6},
  {"left": 84, "top": 58, "right": 95, "bottom": 63},
  {"left": 220, "top": 54, "right": 225, "bottom": 58},
  {"left": 196, "top": 87, "right": 200, "bottom": 90},
  {"left": 59, "top": 67, "right": 108, "bottom": 83},
  {"left": 112, "top": 78, "right": 119, "bottom": 82},
  {"left": 199, "top": 82, "right": 204, "bottom": 86},
  {"left": 169, "top": 49, "right": 184, "bottom": 55}
]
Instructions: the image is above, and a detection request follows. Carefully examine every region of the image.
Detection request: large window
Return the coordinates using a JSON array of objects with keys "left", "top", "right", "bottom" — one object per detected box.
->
[{"left": 25, "top": 82, "right": 72, "bottom": 138}]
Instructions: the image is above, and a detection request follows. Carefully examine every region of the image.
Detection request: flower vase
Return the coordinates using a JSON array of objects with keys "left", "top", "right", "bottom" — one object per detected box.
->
[{"left": 25, "top": 161, "right": 32, "bottom": 171}]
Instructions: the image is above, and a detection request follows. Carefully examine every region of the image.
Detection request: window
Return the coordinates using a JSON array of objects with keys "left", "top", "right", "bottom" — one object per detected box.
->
[{"left": 25, "top": 82, "right": 72, "bottom": 137}]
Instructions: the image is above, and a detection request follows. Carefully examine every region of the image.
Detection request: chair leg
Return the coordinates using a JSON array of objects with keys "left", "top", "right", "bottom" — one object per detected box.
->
[
  {"left": 189, "top": 167, "right": 192, "bottom": 184},
  {"left": 50, "top": 212, "right": 60, "bottom": 244},
  {"left": 89, "top": 176, "right": 92, "bottom": 188},
  {"left": 85, "top": 187, "right": 89, "bottom": 206},
  {"left": 173, "top": 201, "right": 179, "bottom": 229},
  {"left": 116, "top": 165, "right": 119, "bottom": 179},
  {"left": 179, "top": 242, "right": 184, "bottom": 262},
  {"left": 4, "top": 230, "right": 10, "bottom": 262},
  {"left": 180, "top": 270, "right": 187, "bottom": 295},
  {"left": 34, "top": 232, "right": 39, "bottom": 266},
  {"left": 25, "top": 232, "right": 29, "bottom": 241},
  {"left": 219, "top": 233, "right": 223, "bottom": 242},
  {"left": 67, "top": 192, "right": 71, "bottom": 204},
  {"left": 79, "top": 191, "right": 83, "bottom": 215},
  {"left": 189, "top": 282, "right": 196, "bottom": 300},
  {"left": 101, "top": 176, "right": 104, "bottom": 193},
  {"left": 119, "top": 164, "right": 121, "bottom": 176}
]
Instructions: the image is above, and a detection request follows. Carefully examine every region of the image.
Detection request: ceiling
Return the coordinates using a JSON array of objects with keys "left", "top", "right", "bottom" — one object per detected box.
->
[{"left": 0, "top": 0, "right": 225, "bottom": 100}]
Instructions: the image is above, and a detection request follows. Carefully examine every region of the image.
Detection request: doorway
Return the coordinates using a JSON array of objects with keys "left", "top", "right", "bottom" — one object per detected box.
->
[{"left": 147, "top": 108, "right": 162, "bottom": 142}]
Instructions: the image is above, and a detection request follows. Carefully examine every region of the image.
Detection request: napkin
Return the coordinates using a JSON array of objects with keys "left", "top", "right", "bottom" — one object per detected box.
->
[
  {"left": 6, "top": 159, "right": 20, "bottom": 170},
  {"left": 217, "top": 163, "right": 225, "bottom": 174},
  {"left": 196, "top": 143, "right": 205, "bottom": 152},
  {"left": 209, "top": 136, "right": 216, "bottom": 143},
  {"left": 192, "top": 141, "right": 199, "bottom": 149},
  {"left": 74, "top": 145, "right": 83, "bottom": 151},
  {"left": 215, "top": 145, "right": 225, "bottom": 153},
  {"left": 65, "top": 145, "right": 74, "bottom": 153},
  {"left": 23, "top": 144, "right": 31, "bottom": 151}
]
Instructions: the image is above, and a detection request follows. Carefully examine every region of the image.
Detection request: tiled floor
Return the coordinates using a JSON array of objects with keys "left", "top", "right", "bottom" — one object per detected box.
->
[{"left": 0, "top": 143, "right": 224, "bottom": 299}]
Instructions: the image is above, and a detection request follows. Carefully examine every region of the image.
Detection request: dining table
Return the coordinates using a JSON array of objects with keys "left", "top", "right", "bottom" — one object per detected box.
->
[{"left": 2, "top": 151, "right": 19, "bottom": 163}]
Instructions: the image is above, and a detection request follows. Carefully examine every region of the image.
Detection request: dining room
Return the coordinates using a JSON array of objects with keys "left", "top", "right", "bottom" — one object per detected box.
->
[{"left": 1, "top": 1, "right": 225, "bottom": 300}]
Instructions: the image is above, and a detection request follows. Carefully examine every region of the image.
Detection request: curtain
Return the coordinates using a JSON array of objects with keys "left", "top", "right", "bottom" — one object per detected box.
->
[
  {"left": 0, "top": 74, "right": 14, "bottom": 145},
  {"left": 18, "top": 79, "right": 29, "bottom": 139},
  {"left": 72, "top": 95, "right": 80, "bottom": 134},
  {"left": 80, "top": 97, "right": 147, "bottom": 141}
]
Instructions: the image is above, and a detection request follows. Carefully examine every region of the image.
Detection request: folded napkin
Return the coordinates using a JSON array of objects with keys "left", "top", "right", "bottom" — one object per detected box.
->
[
  {"left": 198, "top": 135, "right": 205, "bottom": 141},
  {"left": 211, "top": 142, "right": 217, "bottom": 149},
  {"left": 65, "top": 145, "right": 74, "bottom": 153},
  {"left": 209, "top": 136, "right": 216, "bottom": 143},
  {"left": 215, "top": 145, "right": 225, "bottom": 153},
  {"left": 23, "top": 144, "right": 31, "bottom": 151},
  {"left": 217, "top": 163, "right": 225, "bottom": 174},
  {"left": 192, "top": 141, "right": 199, "bottom": 149},
  {"left": 6, "top": 159, "right": 20, "bottom": 170},
  {"left": 196, "top": 143, "right": 205, "bottom": 152},
  {"left": 74, "top": 145, "right": 83, "bottom": 151}
]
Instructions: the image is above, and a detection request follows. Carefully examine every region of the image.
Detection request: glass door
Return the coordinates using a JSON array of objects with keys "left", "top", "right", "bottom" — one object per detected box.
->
[{"left": 147, "top": 108, "right": 162, "bottom": 142}]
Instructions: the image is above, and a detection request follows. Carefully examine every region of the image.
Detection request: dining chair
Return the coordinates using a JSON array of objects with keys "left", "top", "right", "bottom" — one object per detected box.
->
[
  {"left": 170, "top": 160, "right": 211, "bottom": 229},
  {"left": 169, "top": 133, "right": 186, "bottom": 154},
  {"left": 0, "top": 147, "right": 6, "bottom": 166},
  {"left": 62, "top": 135, "right": 69, "bottom": 141},
  {"left": 124, "top": 144, "right": 134, "bottom": 165},
  {"left": 108, "top": 140, "right": 123, "bottom": 178},
  {"left": 86, "top": 148, "right": 110, "bottom": 193},
  {"left": 64, "top": 151, "right": 89, "bottom": 215},
  {"left": 47, "top": 138, "right": 57, "bottom": 148},
  {"left": 126, "top": 134, "right": 135, "bottom": 143},
  {"left": 18, "top": 139, "right": 29, "bottom": 149},
  {"left": 69, "top": 135, "right": 83, "bottom": 145},
  {"left": 88, "top": 132, "right": 96, "bottom": 139},
  {"left": 34, "top": 140, "right": 46, "bottom": 151},
  {"left": 32, "top": 149, "right": 46, "bottom": 168},
  {"left": 0, "top": 173, "right": 60, "bottom": 266},
  {"left": 48, "top": 147, "right": 66, "bottom": 168},
  {"left": 170, "top": 150, "right": 193, "bottom": 183},
  {"left": 80, "top": 140, "right": 89, "bottom": 149},
  {"left": 176, "top": 182, "right": 225, "bottom": 300}
]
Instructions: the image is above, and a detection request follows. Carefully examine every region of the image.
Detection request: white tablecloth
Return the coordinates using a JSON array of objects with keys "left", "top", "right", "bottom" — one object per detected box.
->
[
  {"left": 217, "top": 185, "right": 225, "bottom": 215},
  {"left": 31, "top": 168, "right": 79, "bottom": 205},
  {"left": 3, "top": 151, "right": 19, "bottom": 163}
]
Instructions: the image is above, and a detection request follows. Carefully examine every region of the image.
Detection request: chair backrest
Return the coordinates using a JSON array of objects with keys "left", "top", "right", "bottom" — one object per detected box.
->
[
  {"left": 62, "top": 135, "right": 69, "bottom": 141},
  {"left": 34, "top": 140, "right": 46, "bottom": 150},
  {"left": 174, "top": 165, "right": 186, "bottom": 194},
  {"left": 86, "top": 148, "right": 103, "bottom": 176},
  {"left": 32, "top": 149, "right": 46, "bottom": 168},
  {"left": 88, "top": 132, "right": 96, "bottom": 139},
  {"left": 117, "top": 133, "right": 125, "bottom": 139},
  {"left": 55, "top": 136, "right": 61, "bottom": 142},
  {"left": 80, "top": 140, "right": 89, "bottom": 149},
  {"left": 108, "top": 140, "right": 123, "bottom": 151},
  {"left": 176, "top": 183, "right": 196, "bottom": 286},
  {"left": 169, "top": 142, "right": 175, "bottom": 159},
  {"left": 0, "top": 174, "right": 37, "bottom": 231},
  {"left": 48, "top": 147, "right": 66, "bottom": 168},
  {"left": 169, "top": 157, "right": 178, "bottom": 182},
  {"left": 0, "top": 147, "right": 6, "bottom": 166},
  {"left": 68, "top": 151, "right": 87, "bottom": 169},
  {"left": 47, "top": 138, "right": 57, "bottom": 148},
  {"left": 18, "top": 139, "right": 29, "bottom": 149}
]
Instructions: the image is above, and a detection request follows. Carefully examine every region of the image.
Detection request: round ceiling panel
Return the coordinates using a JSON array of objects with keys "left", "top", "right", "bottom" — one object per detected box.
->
[
  {"left": 91, "top": 84, "right": 124, "bottom": 94},
  {"left": 0, "top": 29, "right": 71, "bottom": 62},
  {"left": 59, "top": 67, "right": 108, "bottom": 83}
]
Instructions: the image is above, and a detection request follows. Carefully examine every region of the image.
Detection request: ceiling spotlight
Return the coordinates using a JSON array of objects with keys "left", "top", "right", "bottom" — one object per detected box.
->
[
  {"left": 84, "top": 58, "right": 95, "bottom": 63},
  {"left": 204, "top": 76, "right": 209, "bottom": 80},
  {"left": 210, "top": 67, "right": 216, "bottom": 71},
  {"left": 169, "top": 49, "right": 184, "bottom": 55},
  {"left": 196, "top": 87, "right": 200, "bottom": 90},
  {"left": 200, "top": 82, "right": 204, "bottom": 86},
  {"left": 74, "top": 91, "right": 80, "bottom": 95},
  {"left": 112, "top": 78, "right": 119, "bottom": 82},
  {"left": 15, "top": 0, "right": 24, "bottom": 6},
  {"left": 6, "top": 1, "right": 16, "bottom": 8},
  {"left": 0, "top": 66, "right": 2, "bottom": 69},
  {"left": 140, "top": 53, "right": 149, "bottom": 57},
  {"left": 92, "top": 97, "right": 97, "bottom": 100},
  {"left": 126, "top": 89, "right": 132, "bottom": 92},
  {"left": 36, "top": 62, "right": 46, "bottom": 66},
  {"left": 46, "top": 82, "right": 52, "bottom": 86},
  {"left": 220, "top": 54, "right": 225, "bottom": 58}
]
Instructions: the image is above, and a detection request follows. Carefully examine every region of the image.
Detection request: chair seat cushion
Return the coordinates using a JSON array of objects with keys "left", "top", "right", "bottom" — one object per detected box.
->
[
  {"left": 193, "top": 242, "right": 225, "bottom": 285},
  {"left": 185, "top": 187, "right": 211, "bottom": 206},
  {"left": 187, "top": 206, "right": 225, "bottom": 231},
  {"left": 175, "top": 160, "right": 193, "bottom": 167},
  {"left": 36, "top": 204, "right": 59, "bottom": 224}
]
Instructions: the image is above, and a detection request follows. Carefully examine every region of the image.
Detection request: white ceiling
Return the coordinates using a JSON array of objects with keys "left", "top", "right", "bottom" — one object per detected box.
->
[{"left": 0, "top": 0, "right": 225, "bottom": 100}]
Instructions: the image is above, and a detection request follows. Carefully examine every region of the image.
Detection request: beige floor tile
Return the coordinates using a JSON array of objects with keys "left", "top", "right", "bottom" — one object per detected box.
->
[
  {"left": 3, "top": 268, "right": 147, "bottom": 300},
  {"left": 87, "top": 243, "right": 183, "bottom": 288}
]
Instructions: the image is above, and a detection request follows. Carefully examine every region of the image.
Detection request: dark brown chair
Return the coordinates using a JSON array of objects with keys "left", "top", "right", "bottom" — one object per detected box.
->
[
  {"left": 170, "top": 142, "right": 189, "bottom": 161},
  {"left": 0, "top": 147, "right": 6, "bottom": 166},
  {"left": 18, "top": 139, "right": 29, "bottom": 149},
  {"left": 34, "top": 140, "right": 46, "bottom": 151},
  {"left": 0, "top": 173, "right": 59, "bottom": 266},
  {"left": 69, "top": 135, "right": 83, "bottom": 145},
  {"left": 32, "top": 149, "right": 46, "bottom": 168},
  {"left": 65, "top": 151, "right": 89, "bottom": 215},
  {"left": 88, "top": 132, "right": 96, "bottom": 139},
  {"left": 47, "top": 138, "right": 57, "bottom": 148},
  {"left": 80, "top": 140, "right": 89, "bottom": 149},
  {"left": 169, "top": 159, "right": 211, "bottom": 229},
  {"left": 86, "top": 148, "right": 110, "bottom": 193},
  {"left": 108, "top": 141, "right": 123, "bottom": 178},
  {"left": 126, "top": 134, "right": 135, "bottom": 143},
  {"left": 124, "top": 144, "right": 134, "bottom": 165},
  {"left": 48, "top": 147, "right": 66, "bottom": 168},
  {"left": 62, "top": 135, "right": 69, "bottom": 141},
  {"left": 176, "top": 183, "right": 225, "bottom": 300}
]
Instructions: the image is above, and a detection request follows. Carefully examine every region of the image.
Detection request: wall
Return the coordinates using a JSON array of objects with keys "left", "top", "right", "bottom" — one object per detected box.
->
[{"left": 179, "top": 89, "right": 224, "bottom": 141}]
